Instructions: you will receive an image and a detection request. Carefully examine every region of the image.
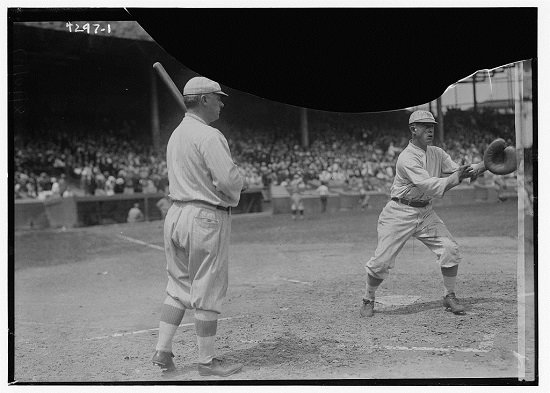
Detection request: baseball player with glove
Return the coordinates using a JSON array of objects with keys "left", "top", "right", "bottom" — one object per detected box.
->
[
  {"left": 151, "top": 76, "right": 246, "bottom": 377},
  {"left": 360, "top": 110, "right": 474, "bottom": 317}
]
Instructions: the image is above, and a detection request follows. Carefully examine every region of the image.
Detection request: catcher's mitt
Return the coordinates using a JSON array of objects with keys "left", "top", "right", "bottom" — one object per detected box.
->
[{"left": 484, "top": 138, "right": 517, "bottom": 175}]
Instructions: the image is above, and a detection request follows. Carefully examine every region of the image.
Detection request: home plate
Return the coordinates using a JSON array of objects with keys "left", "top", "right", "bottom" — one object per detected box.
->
[{"left": 376, "top": 295, "right": 421, "bottom": 309}]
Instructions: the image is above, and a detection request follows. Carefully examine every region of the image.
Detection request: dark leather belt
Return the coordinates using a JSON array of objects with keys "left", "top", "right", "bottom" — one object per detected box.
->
[
  {"left": 172, "top": 200, "right": 231, "bottom": 213},
  {"left": 391, "top": 197, "right": 430, "bottom": 208}
]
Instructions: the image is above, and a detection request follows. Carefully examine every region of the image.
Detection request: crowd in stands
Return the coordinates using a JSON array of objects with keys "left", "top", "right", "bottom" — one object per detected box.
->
[
  {"left": 14, "top": 109, "right": 515, "bottom": 200},
  {"left": 14, "top": 119, "right": 168, "bottom": 200}
]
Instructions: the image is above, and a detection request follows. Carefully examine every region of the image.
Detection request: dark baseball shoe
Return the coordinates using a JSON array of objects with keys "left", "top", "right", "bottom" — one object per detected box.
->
[
  {"left": 198, "top": 358, "right": 243, "bottom": 377},
  {"left": 152, "top": 350, "right": 176, "bottom": 372},
  {"left": 360, "top": 298, "right": 375, "bottom": 317},
  {"left": 443, "top": 293, "right": 465, "bottom": 315}
]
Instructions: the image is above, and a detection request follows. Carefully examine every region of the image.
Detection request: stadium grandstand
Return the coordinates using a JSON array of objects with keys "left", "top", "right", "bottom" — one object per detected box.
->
[{"left": 11, "top": 20, "right": 518, "bottom": 228}]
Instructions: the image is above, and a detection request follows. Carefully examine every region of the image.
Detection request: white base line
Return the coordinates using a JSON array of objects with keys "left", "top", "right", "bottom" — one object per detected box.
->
[
  {"left": 85, "top": 316, "right": 243, "bottom": 341},
  {"left": 379, "top": 345, "right": 489, "bottom": 353},
  {"left": 117, "top": 234, "right": 164, "bottom": 251},
  {"left": 281, "top": 278, "right": 312, "bottom": 285}
]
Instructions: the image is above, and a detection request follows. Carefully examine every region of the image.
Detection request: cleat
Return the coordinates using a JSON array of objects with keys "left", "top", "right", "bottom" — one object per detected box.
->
[
  {"left": 360, "top": 298, "right": 375, "bottom": 317},
  {"left": 152, "top": 350, "right": 176, "bottom": 372},
  {"left": 443, "top": 293, "right": 465, "bottom": 315},
  {"left": 198, "top": 358, "right": 243, "bottom": 377}
]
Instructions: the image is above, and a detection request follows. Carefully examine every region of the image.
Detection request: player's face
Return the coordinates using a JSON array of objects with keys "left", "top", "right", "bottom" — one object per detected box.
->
[
  {"left": 203, "top": 93, "right": 224, "bottom": 122},
  {"left": 412, "top": 123, "right": 435, "bottom": 146}
]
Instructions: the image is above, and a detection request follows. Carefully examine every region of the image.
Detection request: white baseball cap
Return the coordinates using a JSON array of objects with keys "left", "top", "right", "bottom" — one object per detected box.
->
[
  {"left": 183, "top": 76, "right": 228, "bottom": 97},
  {"left": 409, "top": 110, "right": 437, "bottom": 124}
]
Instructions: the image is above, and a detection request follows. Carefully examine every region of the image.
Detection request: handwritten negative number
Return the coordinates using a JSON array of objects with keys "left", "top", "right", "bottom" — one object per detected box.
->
[{"left": 66, "top": 22, "right": 111, "bottom": 34}]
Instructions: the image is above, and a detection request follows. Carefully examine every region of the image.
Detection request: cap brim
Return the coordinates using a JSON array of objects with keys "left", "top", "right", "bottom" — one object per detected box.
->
[
  {"left": 183, "top": 90, "right": 229, "bottom": 97},
  {"left": 411, "top": 119, "right": 437, "bottom": 124}
]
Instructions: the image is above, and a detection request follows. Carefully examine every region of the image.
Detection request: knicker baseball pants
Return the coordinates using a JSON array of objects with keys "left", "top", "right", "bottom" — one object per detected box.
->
[
  {"left": 164, "top": 202, "right": 231, "bottom": 314},
  {"left": 366, "top": 200, "right": 461, "bottom": 280}
]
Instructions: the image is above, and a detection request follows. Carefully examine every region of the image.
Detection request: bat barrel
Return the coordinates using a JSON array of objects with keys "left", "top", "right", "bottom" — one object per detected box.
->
[{"left": 153, "top": 62, "right": 187, "bottom": 113}]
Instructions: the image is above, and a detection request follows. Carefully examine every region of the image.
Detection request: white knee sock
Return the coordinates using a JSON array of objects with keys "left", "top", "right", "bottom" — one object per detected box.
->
[
  {"left": 195, "top": 309, "right": 218, "bottom": 364},
  {"left": 364, "top": 274, "right": 383, "bottom": 301},
  {"left": 156, "top": 296, "right": 186, "bottom": 352},
  {"left": 442, "top": 275, "right": 457, "bottom": 296},
  {"left": 441, "top": 265, "right": 459, "bottom": 295}
]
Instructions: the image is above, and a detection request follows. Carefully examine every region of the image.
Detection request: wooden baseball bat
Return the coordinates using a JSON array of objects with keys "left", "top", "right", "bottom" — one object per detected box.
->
[{"left": 153, "top": 62, "right": 187, "bottom": 113}]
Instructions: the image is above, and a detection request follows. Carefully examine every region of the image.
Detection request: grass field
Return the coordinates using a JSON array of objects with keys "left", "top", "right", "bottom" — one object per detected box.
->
[{"left": 12, "top": 199, "right": 536, "bottom": 383}]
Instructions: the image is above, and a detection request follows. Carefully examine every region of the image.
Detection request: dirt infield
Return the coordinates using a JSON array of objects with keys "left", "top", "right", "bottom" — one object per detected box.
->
[{"left": 12, "top": 199, "right": 535, "bottom": 383}]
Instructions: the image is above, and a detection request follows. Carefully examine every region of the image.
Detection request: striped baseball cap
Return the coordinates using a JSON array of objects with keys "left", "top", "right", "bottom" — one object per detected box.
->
[
  {"left": 183, "top": 76, "right": 228, "bottom": 97},
  {"left": 409, "top": 110, "right": 437, "bottom": 124}
]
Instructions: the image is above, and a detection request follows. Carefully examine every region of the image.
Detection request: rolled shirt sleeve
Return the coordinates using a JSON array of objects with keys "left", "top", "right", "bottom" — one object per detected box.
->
[
  {"left": 397, "top": 157, "right": 455, "bottom": 199},
  {"left": 440, "top": 150, "right": 460, "bottom": 175}
]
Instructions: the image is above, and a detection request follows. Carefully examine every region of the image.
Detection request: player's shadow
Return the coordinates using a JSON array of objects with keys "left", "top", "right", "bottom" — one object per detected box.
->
[
  {"left": 157, "top": 333, "right": 321, "bottom": 378},
  {"left": 218, "top": 333, "right": 325, "bottom": 369},
  {"left": 157, "top": 363, "right": 197, "bottom": 380},
  {"left": 376, "top": 296, "right": 516, "bottom": 316}
]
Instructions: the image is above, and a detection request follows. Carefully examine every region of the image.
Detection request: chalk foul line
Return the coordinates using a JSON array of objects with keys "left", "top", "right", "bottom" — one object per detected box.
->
[
  {"left": 85, "top": 316, "right": 244, "bottom": 341},
  {"left": 117, "top": 234, "right": 164, "bottom": 251},
  {"left": 281, "top": 278, "right": 312, "bottom": 285},
  {"left": 380, "top": 345, "right": 489, "bottom": 353}
]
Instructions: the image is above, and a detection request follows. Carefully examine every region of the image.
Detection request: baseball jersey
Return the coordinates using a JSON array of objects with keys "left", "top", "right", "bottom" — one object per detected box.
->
[
  {"left": 290, "top": 191, "right": 304, "bottom": 209},
  {"left": 167, "top": 113, "right": 243, "bottom": 207},
  {"left": 391, "top": 141, "right": 459, "bottom": 201},
  {"left": 290, "top": 191, "right": 300, "bottom": 204}
]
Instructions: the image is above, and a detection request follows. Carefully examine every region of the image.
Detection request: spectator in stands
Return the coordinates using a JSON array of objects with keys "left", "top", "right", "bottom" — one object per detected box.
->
[
  {"left": 13, "top": 109, "right": 513, "bottom": 201},
  {"left": 26, "top": 178, "right": 37, "bottom": 198},
  {"left": 87, "top": 173, "right": 97, "bottom": 196},
  {"left": 50, "top": 177, "right": 61, "bottom": 198},
  {"left": 105, "top": 176, "right": 116, "bottom": 196},
  {"left": 124, "top": 173, "right": 135, "bottom": 194},
  {"left": 94, "top": 168, "right": 106, "bottom": 195},
  {"left": 58, "top": 174, "right": 68, "bottom": 196},
  {"left": 14, "top": 183, "right": 24, "bottom": 199},
  {"left": 114, "top": 177, "right": 125, "bottom": 194},
  {"left": 157, "top": 173, "right": 169, "bottom": 194},
  {"left": 143, "top": 179, "right": 158, "bottom": 194},
  {"left": 38, "top": 172, "right": 51, "bottom": 192}
]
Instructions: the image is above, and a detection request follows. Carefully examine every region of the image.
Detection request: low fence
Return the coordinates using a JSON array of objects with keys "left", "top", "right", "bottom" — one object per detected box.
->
[
  {"left": 270, "top": 183, "right": 512, "bottom": 215},
  {"left": 14, "top": 189, "right": 264, "bottom": 230},
  {"left": 14, "top": 184, "right": 514, "bottom": 230}
]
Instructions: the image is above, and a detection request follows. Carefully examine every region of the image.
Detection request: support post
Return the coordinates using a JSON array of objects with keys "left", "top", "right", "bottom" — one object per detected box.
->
[
  {"left": 300, "top": 107, "right": 309, "bottom": 148},
  {"left": 472, "top": 73, "right": 477, "bottom": 113},
  {"left": 436, "top": 97, "right": 444, "bottom": 144},
  {"left": 150, "top": 69, "right": 161, "bottom": 152}
]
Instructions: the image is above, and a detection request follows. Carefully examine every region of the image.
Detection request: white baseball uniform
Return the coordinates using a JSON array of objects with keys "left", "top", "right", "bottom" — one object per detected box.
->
[
  {"left": 164, "top": 113, "right": 243, "bottom": 313},
  {"left": 366, "top": 141, "right": 462, "bottom": 280}
]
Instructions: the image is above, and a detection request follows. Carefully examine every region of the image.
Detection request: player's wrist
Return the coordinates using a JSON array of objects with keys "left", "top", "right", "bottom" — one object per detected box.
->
[{"left": 445, "top": 172, "right": 460, "bottom": 191}]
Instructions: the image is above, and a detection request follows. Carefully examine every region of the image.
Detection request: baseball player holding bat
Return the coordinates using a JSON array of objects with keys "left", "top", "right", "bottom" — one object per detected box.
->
[
  {"left": 360, "top": 110, "right": 475, "bottom": 317},
  {"left": 151, "top": 75, "right": 246, "bottom": 377}
]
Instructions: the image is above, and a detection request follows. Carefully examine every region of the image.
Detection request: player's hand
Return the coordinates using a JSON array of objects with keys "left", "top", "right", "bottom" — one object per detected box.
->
[
  {"left": 458, "top": 165, "right": 474, "bottom": 182},
  {"left": 469, "top": 167, "right": 480, "bottom": 182}
]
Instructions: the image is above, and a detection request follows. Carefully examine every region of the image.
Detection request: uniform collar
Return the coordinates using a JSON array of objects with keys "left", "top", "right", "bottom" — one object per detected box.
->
[
  {"left": 409, "top": 140, "right": 427, "bottom": 153},
  {"left": 185, "top": 112, "right": 207, "bottom": 125}
]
